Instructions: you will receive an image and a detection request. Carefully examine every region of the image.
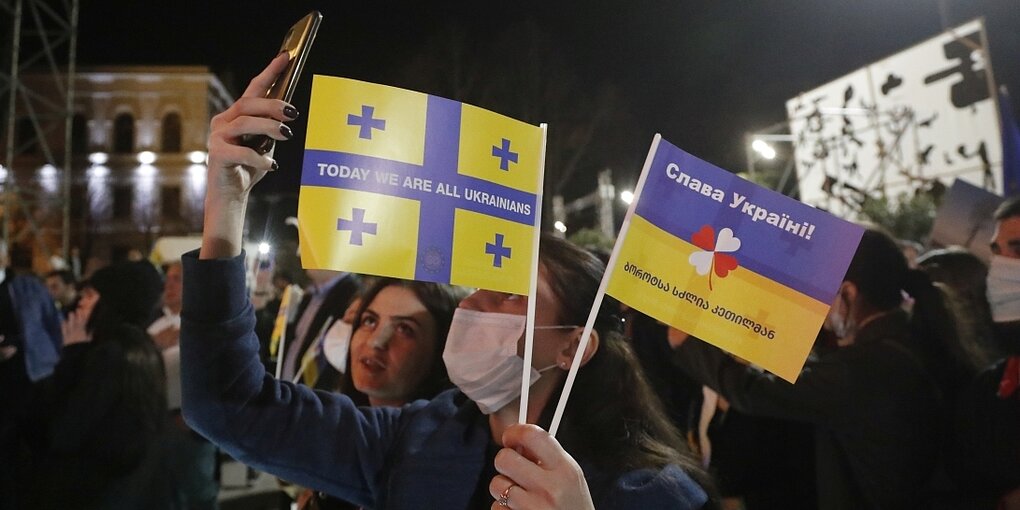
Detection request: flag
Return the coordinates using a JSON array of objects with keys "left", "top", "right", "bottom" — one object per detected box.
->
[
  {"left": 606, "top": 136, "right": 864, "bottom": 382},
  {"left": 298, "top": 76, "right": 545, "bottom": 294},
  {"left": 1000, "top": 87, "right": 1020, "bottom": 196},
  {"left": 295, "top": 317, "right": 334, "bottom": 387},
  {"left": 269, "top": 284, "right": 303, "bottom": 358}
]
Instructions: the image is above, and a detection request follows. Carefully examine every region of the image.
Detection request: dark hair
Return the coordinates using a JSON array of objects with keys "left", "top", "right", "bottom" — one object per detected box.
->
[
  {"left": 847, "top": 228, "right": 966, "bottom": 397},
  {"left": 917, "top": 248, "right": 1001, "bottom": 371},
  {"left": 339, "top": 278, "right": 468, "bottom": 404},
  {"left": 535, "top": 234, "right": 717, "bottom": 501},
  {"left": 994, "top": 195, "right": 1020, "bottom": 221},
  {"left": 26, "top": 323, "right": 166, "bottom": 507},
  {"left": 45, "top": 269, "right": 76, "bottom": 285},
  {"left": 85, "top": 260, "right": 164, "bottom": 335}
]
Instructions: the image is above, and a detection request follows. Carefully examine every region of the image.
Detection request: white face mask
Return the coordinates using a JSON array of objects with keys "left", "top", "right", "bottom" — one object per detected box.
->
[
  {"left": 825, "top": 291, "right": 855, "bottom": 344},
  {"left": 323, "top": 320, "right": 353, "bottom": 373},
  {"left": 442, "top": 309, "right": 565, "bottom": 415},
  {"left": 987, "top": 255, "right": 1020, "bottom": 322}
]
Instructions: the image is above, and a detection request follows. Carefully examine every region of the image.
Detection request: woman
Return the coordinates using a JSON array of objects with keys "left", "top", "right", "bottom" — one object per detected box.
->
[
  {"left": 331, "top": 278, "right": 466, "bottom": 406},
  {"left": 672, "top": 227, "right": 948, "bottom": 509},
  {"left": 29, "top": 261, "right": 169, "bottom": 509},
  {"left": 304, "top": 278, "right": 466, "bottom": 509},
  {"left": 182, "top": 53, "right": 714, "bottom": 509}
]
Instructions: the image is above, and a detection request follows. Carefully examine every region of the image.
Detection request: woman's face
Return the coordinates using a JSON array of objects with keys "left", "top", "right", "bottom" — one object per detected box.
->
[
  {"left": 457, "top": 265, "right": 574, "bottom": 368},
  {"left": 349, "top": 285, "right": 438, "bottom": 406},
  {"left": 77, "top": 286, "right": 100, "bottom": 318}
]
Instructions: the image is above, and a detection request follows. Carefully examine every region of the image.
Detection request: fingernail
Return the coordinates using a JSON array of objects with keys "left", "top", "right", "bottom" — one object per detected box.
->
[
  {"left": 280, "top": 124, "right": 293, "bottom": 139},
  {"left": 283, "top": 105, "right": 299, "bottom": 119},
  {"left": 271, "top": 160, "right": 279, "bottom": 171}
]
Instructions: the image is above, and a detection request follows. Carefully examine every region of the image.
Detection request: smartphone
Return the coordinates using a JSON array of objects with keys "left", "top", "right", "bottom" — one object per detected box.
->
[{"left": 241, "top": 10, "right": 323, "bottom": 155}]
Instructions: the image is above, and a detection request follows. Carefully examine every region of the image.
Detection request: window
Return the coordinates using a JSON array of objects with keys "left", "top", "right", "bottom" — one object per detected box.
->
[
  {"left": 161, "top": 186, "right": 181, "bottom": 218},
  {"left": 113, "top": 113, "right": 135, "bottom": 153},
  {"left": 112, "top": 185, "right": 133, "bottom": 219},
  {"left": 72, "top": 114, "right": 88, "bottom": 154},
  {"left": 161, "top": 112, "right": 182, "bottom": 153}
]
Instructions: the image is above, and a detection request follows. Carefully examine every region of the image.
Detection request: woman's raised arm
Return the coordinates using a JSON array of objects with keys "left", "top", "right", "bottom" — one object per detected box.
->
[{"left": 200, "top": 52, "right": 296, "bottom": 260}]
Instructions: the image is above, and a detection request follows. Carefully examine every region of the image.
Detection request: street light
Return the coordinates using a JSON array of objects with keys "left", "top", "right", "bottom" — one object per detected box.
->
[
  {"left": 620, "top": 190, "right": 634, "bottom": 204},
  {"left": 138, "top": 151, "right": 157, "bottom": 165},
  {"left": 258, "top": 242, "right": 271, "bottom": 255},
  {"left": 88, "top": 152, "right": 108, "bottom": 165},
  {"left": 554, "top": 221, "right": 567, "bottom": 233},
  {"left": 188, "top": 151, "right": 207, "bottom": 164},
  {"left": 752, "top": 139, "right": 776, "bottom": 160}
]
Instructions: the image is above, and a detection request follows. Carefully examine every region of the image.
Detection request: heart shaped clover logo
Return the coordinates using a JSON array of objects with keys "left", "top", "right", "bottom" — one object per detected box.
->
[{"left": 688, "top": 225, "right": 741, "bottom": 290}]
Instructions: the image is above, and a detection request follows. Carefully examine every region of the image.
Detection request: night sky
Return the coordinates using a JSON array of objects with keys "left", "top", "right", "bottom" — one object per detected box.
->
[{"left": 77, "top": 0, "right": 1020, "bottom": 207}]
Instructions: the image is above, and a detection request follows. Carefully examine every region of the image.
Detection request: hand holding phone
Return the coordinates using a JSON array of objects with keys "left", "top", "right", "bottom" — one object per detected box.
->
[{"left": 240, "top": 11, "right": 322, "bottom": 155}]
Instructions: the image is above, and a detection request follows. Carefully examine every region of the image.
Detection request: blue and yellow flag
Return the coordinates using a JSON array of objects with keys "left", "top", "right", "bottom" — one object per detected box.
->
[
  {"left": 606, "top": 136, "right": 864, "bottom": 382},
  {"left": 298, "top": 76, "right": 544, "bottom": 295}
]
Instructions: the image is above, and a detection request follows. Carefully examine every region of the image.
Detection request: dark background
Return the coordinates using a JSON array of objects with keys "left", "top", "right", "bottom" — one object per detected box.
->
[{"left": 77, "top": 0, "right": 1020, "bottom": 222}]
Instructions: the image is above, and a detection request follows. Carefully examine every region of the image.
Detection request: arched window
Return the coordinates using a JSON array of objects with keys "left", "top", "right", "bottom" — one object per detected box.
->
[
  {"left": 113, "top": 112, "right": 135, "bottom": 153},
  {"left": 161, "top": 112, "right": 182, "bottom": 153},
  {"left": 72, "top": 114, "right": 88, "bottom": 154}
]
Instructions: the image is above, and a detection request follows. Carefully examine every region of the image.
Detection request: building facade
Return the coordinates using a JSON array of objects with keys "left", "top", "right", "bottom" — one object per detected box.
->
[{"left": 2, "top": 66, "right": 233, "bottom": 272}]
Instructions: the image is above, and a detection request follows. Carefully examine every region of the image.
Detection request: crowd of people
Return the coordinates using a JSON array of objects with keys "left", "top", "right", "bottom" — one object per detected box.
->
[{"left": 0, "top": 52, "right": 1018, "bottom": 509}]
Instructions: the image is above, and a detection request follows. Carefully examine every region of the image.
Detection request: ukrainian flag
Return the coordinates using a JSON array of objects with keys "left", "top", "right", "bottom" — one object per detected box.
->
[
  {"left": 606, "top": 136, "right": 864, "bottom": 382},
  {"left": 298, "top": 76, "right": 544, "bottom": 295}
]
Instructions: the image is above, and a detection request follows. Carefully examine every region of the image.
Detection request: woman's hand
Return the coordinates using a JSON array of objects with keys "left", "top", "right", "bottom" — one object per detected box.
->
[
  {"left": 201, "top": 52, "right": 297, "bottom": 259},
  {"left": 489, "top": 424, "right": 595, "bottom": 510},
  {"left": 62, "top": 309, "right": 91, "bottom": 346}
]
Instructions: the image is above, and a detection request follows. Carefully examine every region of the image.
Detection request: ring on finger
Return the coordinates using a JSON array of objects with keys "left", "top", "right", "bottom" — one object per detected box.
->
[{"left": 498, "top": 483, "right": 517, "bottom": 507}]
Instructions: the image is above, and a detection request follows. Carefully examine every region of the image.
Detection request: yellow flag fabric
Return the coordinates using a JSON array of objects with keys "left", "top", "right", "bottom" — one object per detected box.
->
[
  {"left": 299, "top": 75, "right": 544, "bottom": 294},
  {"left": 269, "top": 284, "right": 303, "bottom": 357}
]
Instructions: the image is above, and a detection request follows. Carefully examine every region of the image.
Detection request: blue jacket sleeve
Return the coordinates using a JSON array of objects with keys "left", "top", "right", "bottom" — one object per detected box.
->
[
  {"left": 179, "top": 250, "right": 407, "bottom": 507},
  {"left": 594, "top": 464, "right": 709, "bottom": 509}
]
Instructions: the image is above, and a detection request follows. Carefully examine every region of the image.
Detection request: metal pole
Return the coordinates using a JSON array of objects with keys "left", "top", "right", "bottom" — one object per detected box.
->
[
  {"left": 745, "top": 132, "right": 756, "bottom": 177},
  {"left": 60, "top": 0, "right": 77, "bottom": 262},
  {"left": 597, "top": 168, "right": 614, "bottom": 239},
  {"left": 2, "top": 0, "right": 22, "bottom": 251}
]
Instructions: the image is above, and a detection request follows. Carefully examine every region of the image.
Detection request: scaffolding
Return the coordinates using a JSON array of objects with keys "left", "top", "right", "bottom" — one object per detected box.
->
[{"left": 0, "top": 0, "right": 79, "bottom": 265}]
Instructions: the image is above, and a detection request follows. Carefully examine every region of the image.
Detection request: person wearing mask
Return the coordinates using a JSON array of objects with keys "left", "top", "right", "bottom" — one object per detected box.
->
[
  {"left": 950, "top": 196, "right": 1020, "bottom": 508},
  {"left": 671, "top": 227, "right": 947, "bottom": 509},
  {"left": 181, "top": 53, "right": 715, "bottom": 509},
  {"left": 299, "top": 278, "right": 467, "bottom": 509},
  {"left": 279, "top": 267, "right": 360, "bottom": 384}
]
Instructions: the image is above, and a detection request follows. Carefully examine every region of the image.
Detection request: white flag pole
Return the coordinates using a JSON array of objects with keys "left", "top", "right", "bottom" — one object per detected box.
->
[
  {"left": 274, "top": 323, "right": 288, "bottom": 380},
  {"left": 519, "top": 123, "right": 548, "bottom": 424},
  {"left": 248, "top": 250, "right": 262, "bottom": 298},
  {"left": 292, "top": 315, "right": 334, "bottom": 384},
  {"left": 548, "top": 134, "right": 661, "bottom": 437}
]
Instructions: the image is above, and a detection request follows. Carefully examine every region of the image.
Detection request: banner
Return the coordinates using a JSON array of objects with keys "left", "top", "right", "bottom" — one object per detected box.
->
[
  {"left": 787, "top": 19, "right": 1002, "bottom": 217},
  {"left": 929, "top": 178, "right": 1003, "bottom": 263},
  {"left": 607, "top": 136, "right": 864, "bottom": 382},
  {"left": 298, "top": 75, "right": 545, "bottom": 294},
  {"left": 1001, "top": 88, "right": 1020, "bottom": 196}
]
